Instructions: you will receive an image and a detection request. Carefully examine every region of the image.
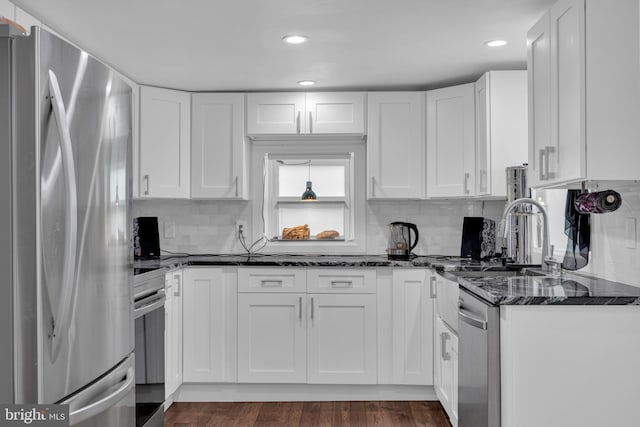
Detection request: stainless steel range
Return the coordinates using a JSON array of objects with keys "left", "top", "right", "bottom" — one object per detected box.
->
[{"left": 133, "top": 268, "right": 166, "bottom": 427}]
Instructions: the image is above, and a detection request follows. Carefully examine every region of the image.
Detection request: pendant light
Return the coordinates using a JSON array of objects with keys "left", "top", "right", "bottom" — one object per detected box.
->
[{"left": 301, "top": 160, "right": 317, "bottom": 201}]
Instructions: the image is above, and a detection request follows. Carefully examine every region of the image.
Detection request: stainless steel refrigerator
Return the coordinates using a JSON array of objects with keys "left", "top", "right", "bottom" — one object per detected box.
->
[{"left": 0, "top": 24, "right": 134, "bottom": 426}]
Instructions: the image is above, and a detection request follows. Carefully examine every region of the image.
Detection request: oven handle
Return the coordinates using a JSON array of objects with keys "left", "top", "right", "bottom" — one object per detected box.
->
[
  {"left": 459, "top": 306, "right": 488, "bottom": 330},
  {"left": 134, "top": 290, "right": 165, "bottom": 319}
]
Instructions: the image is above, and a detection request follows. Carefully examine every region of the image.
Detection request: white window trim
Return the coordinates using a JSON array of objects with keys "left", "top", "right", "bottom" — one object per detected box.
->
[{"left": 250, "top": 139, "right": 367, "bottom": 254}]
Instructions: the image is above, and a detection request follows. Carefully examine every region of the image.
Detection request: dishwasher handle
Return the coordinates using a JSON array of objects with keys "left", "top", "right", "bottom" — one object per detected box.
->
[{"left": 458, "top": 306, "right": 488, "bottom": 330}]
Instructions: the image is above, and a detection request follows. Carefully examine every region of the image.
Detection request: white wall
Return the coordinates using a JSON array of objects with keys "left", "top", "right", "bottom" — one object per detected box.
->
[
  {"left": 583, "top": 183, "right": 640, "bottom": 287},
  {"left": 132, "top": 199, "right": 506, "bottom": 256}
]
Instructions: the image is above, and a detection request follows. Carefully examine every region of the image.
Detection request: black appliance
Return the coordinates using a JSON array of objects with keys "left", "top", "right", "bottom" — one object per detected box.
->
[
  {"left": 460, "top": 217, "right": 496, "bottom": 260},
  {"left": 134, "top": 217, "right": 161, "bottom": 260}
]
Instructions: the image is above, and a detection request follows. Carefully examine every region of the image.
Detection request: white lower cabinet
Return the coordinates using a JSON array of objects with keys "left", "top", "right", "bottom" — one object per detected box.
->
[
  {"left": 165, "top": 269, "right": 183, "bottom": 400},
  {"left": 307, "top": 293, "right": 377, "bottom": 384},
  {"left": 237, "top": 268, "right": 377, "bottom": 384},
  {"left": 237, "top": 293, "right": 307, "bottom": 383},
  {"left": 182, "top": 267, "right": 237, "bottom": 383},
  {"left": 434, "top": 315, "right": 458, "bottom": 427},
  {"left": 391, "top": 269, "right": 434, "bottom": 385}
]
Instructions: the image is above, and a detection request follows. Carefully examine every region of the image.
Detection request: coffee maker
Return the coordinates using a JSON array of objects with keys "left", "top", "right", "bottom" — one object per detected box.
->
[{"left": 387, "top": 222, "right": 419, "bottom": 260}]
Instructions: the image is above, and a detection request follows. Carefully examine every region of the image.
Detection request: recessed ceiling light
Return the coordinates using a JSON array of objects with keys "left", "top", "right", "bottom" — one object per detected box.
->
[
  {"left": 283, "top": 34, "right": 309, "bottom": 44},
  {"left": 485, "top": 40, "right": 508, "bottom": 47},
  {"left": 297, "top": 80, "right": 316, "bottom": 86}
]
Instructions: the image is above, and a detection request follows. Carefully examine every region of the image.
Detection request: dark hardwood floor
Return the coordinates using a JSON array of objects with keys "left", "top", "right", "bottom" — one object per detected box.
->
[{"left": 164, "top": 401, "right": 452, "bottom": 427}]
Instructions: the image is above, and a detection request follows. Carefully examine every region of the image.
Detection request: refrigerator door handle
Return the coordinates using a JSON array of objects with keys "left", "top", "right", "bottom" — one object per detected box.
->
[
  {"left": 63, "top": 356, "right": 135, "bottom": 425},
  {"left": 47, "top": 70, "right": 79, "bottom": 362}
]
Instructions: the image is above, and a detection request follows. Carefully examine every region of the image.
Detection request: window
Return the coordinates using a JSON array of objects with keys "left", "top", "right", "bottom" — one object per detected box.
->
[
  {"left": 250, "top": 140, "right": 366, "bottom": 253},
  {"left": 266, "top": 155, "right": 354, "bottom": 241}
]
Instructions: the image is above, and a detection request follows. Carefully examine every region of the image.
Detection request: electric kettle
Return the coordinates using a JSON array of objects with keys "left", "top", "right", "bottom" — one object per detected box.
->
[{"left": 387, "top": 222, "right": 419, "bottom": 260}]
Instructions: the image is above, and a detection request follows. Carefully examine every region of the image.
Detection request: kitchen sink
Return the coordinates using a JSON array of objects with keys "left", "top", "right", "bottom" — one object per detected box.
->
[{"left": 452, "top": 269, "right": 546, "bottom": 278}]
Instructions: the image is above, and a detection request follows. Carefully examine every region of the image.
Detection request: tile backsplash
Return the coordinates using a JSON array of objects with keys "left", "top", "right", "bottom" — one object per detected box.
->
[
  {"left": 133, "top": 198, "right": 506, "bottom": 256},
  {"left": 133, "top": 183, "right": 640, "bottom": 287}
]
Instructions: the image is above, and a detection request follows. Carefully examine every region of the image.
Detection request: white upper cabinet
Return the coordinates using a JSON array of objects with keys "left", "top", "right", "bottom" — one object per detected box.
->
[
  {"left": 246, "top": 92, "right": 365, "bottom": 135},
  {"left": 367, "top": 92, "right": 425, "bottom": 199},
  {"left": 191, "top": 93, "right": 247, "bottom": 199},
  {"left": 475, "top": 71, "right": 528, "bottom": 198},
  {"left": 527, "top": 12, "right": 552, "bottom": 188},
  {"left": 426, "top": 83, "right": 476, "bottom": 198},
  {"left": 528, "top": 0, "right": 640, "bottom": 187},
  {"left": 139, "top": 86, "right": 191, "bottom": 198}
]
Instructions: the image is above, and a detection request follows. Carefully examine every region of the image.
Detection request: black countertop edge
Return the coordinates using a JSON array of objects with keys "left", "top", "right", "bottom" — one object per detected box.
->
[{"left": 132, "top": 254, "right": 640, "bottom": 305}]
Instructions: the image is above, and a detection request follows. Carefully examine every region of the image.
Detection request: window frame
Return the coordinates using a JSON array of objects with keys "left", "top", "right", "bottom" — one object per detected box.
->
[{"left": 250, "top": 139, "right": 367, "bottom": 254}]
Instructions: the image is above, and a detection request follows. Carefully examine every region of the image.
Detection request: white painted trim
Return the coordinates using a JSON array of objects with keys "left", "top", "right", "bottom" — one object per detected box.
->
[{"left": 175, "top": 384, "right": 436, "bottom": 402}]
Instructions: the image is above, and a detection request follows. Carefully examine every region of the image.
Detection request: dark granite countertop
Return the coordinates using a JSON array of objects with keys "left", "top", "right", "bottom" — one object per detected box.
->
[{"left": 132, "top": 253, "right": 640, "bottom": 306}]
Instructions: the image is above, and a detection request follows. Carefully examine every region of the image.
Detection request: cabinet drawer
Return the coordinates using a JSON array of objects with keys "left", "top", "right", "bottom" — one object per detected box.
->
[
  {"left": 307, "top": 268, "right": 376, "bottom": 293},
  {"left": 238, "top": 268, "right": 306, "bottom": 293}
]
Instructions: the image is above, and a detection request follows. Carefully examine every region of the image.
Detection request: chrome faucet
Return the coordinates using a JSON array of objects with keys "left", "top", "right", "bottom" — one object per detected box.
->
[{"left": 500, "top": 197, "right": 556, "bottom": 273}]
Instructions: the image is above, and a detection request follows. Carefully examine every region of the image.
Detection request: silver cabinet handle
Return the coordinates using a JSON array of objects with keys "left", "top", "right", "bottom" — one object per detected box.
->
[
  {"left": 311, "top": 297, "right": 315, "bottom": 323},
  {"left": 296, "top": 111, "right": 301, "bottom": 134},
  {"left": 299, "top": 296, "right": 302, "bottom": 322},
  {"left": 459, "top": 307, "right": 488, "bottom": 330},
  {"left": 371, "top": 176, "right": 376, "bottom": 198},
  {"left": 234, "top": 176, "right": 239, "bottom": 197},
  {"left": 464, "top": 172, "right": 470, "bottom": 195},
  {"left": 441, "top": 332, "right": 451, "bottom": 361},
  {"left": 260, "top": 279, "right": 283, "bottom": 287},
  {"left": 144, "top": 174, "right": 150, "bottom": 195},
  {"left": 330, "top": 280, "right": 353, "bottom": 288},
  {"left": 480, "top": 170, "right": 487, "bottom": 193},
  {"left": 545, "top": 146, "right": 556, "bottom": 179},
  {"left": 539, "top": 149, "right": 546, "bottom": 180},
  {"left": 309, "top": 111, "right": 313, "bottom": 134},
  {"left": 430, "top": 276, "right": 437, "bottom": 299},
  {"left": 174, "top": 274, "right": 181, "bottom": 297}
]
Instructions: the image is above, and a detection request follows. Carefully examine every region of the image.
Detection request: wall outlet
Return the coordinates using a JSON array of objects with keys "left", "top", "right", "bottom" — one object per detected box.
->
[
  {"left": 236, "top": 220, "right": 247, "bottom": 239},
  {"left": 164, "top": 221, "right": 175, "bottom": 239}
]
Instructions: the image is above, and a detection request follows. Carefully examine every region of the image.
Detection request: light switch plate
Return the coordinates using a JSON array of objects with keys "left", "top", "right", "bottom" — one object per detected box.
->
[
  {"left": 624, "top": 217, "right": 636, "bottom": 249},
  {"left": 164, "top": 221, "right": 175, "bottom": 239}
]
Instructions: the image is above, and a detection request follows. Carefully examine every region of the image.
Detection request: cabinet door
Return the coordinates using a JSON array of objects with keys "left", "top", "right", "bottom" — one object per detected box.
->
[
  {"left": 477, "top": 71, "right": 528, "bottom": 197},
  {"left": 475, "top": 75, "right": 490, "bottom": 196},
  {"left": 237, "top": 293, "right": 307, "bottom": 383},
  {"left": 182, "top": 268, "right": 237, "bottom": 382},
  {"left": 434, "top": 315, "right": 458, "bottom": 427},
  {"left": 246, "top": 93, "right": 306, "bottom": 134},
  {"left": 427, "top": 84, "right": 475, "bottom": 197},
  {"left": 164, "top": 274, "right": 174, "bottom": 399},
  {"left": 549, "top": 0, "right": 586, "bottom": 185},
  {"left": 191, "top": 93, "right": 246, "bottom": 199},
  {"left": 139, "top": 86, "right": 190, "bottom": 198},
  {"left": 367, "top": 92, "right": 425, "bottom": 199},
  {"left": 305, "top": 92, "right": 365, "bottom": 134},
  {"left": 165, "top": 270, "right": 183, "bottom": 398},
  {"left": 527, "top": 12, "right": 551, "bottom": 188},
  {"left": 435, "top": 274, "right": 459, "bottom": 334},
  {"left": 307, "top": 294, "right": 377, "bottom": 384},
  {"left": 392, "top": 270, "right": 434, "bottom": 385}
]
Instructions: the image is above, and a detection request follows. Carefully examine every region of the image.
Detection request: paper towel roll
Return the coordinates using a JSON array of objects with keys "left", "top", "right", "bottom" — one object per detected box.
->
[{"left": 573, "top": 190, "right": 622, "bottom": 214}]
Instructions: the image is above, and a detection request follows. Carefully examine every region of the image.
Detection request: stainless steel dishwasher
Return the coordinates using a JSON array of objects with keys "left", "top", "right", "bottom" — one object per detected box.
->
[{"left": 458, "top": 287, "right": 501, "bottom": 427}]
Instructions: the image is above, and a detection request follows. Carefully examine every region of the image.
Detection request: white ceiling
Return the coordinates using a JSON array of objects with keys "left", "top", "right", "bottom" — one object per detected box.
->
[{"left": 13, "top": 0, "right": 555, "bottom": 92}]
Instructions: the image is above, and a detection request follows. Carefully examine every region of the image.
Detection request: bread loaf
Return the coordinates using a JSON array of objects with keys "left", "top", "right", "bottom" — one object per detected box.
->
[
  {"left": 282, "top": 224, "right": 310, "bottom": 240},
  {"left": 316, "top": 230, "right": 339, "bottom": 239}
]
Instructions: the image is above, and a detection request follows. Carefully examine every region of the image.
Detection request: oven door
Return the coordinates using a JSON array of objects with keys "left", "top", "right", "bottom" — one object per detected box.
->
[{"left": 134, "top": 289, "right": 166, "bottom": 427}]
